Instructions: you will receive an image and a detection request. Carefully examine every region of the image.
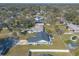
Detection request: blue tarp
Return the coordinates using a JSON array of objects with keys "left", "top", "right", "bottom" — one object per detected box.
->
[
  {"left": 0, "top": 37, "right": 19, "bottom": 55},
  {"left": 28, "top": 32, "right": 51, "bottom": 43}
]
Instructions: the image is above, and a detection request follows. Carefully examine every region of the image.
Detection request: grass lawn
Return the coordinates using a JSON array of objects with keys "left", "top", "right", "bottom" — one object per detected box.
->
[
  {"left": 0, "top": 28, "right": 36, "bottom": 40},
  {"left": 19, "top": 33, "right": 36, "bottom": 40},
  {"left": 61, "top": 33, "right": 79, "bottom": 56},
  {"left": 6, "top": 45, "right": 29, "bottom": 56},
  {"left": 1, "top": 28, "right": 10, "bottom": 33},
  {"left": 0, "top": 29, "right": 10, "bottom": 39},
  {"left": 56, "top": 23, "right": 69, "bottom": 32},
  {"left": 44, "top": 24, "right": 55, "bottom": 34},
  {"left": 61, "top": 34, "right": 73, "bottom": 41},
  {"left": 61, "top": 33, "right": 79, "bottom": 43},
  {"left": 32, "top": 52, "right": 71, "bottom": 56},
  {"left": 71, "top": 47, "right": 79, "bottom": 56}
]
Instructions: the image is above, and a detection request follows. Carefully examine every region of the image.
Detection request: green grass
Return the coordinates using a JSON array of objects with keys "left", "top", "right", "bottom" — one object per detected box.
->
[
  {"left": 19, "top": 33, "right": 36, "bottom": 40},
  {"left": 32, "top": 52, "right": 71, "bottom": 56},
  {"left": 60, "top": 33, "right": 79, "bottom": 56},
  {"left": 61, "top": 34, "right": 79, "bottom": 43},
  {"left": 6, "top": 45, "right": 29, "bottom": 56}
]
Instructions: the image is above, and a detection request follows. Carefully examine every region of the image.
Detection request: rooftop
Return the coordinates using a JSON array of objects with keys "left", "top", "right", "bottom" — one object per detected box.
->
[
  {"left": 67, "top": 23, "right": 79, "bottom": 31},
  {"left": 28, "top": 32, "right": 51, "bottom": 42},
  {"left": 35, "top": 16, "right": 43, "bottom": 23}
]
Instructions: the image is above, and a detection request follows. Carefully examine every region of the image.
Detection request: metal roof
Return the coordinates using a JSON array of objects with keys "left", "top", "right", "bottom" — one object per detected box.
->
[{"left": 28, "top": 32, "right": 51, "bottom": 42}]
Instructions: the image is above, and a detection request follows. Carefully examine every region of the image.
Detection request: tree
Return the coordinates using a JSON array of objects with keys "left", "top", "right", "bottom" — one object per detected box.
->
[
  {"left": 64, "top": 10, "right": 79, "bottom": 25},
  {"left": 64, "top": 40, "right": 73, "bottom": 44}
]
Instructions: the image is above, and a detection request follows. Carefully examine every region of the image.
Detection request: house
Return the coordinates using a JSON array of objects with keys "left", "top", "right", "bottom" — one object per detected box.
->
[
  {"left": 35, "top": 16, "right": 43, "bottom": 23},
  {"left": 40, "top": 10, "right": 47, "bottom": 15},
  {"left": 27, "top": 32, "right": 52, "bottom": 45},
  {"left": 67, "top": 23, "right": 79, "bottom": 32},
  {"left": 33, "top": 16, "right": 44, "bottom": 32},
  {"left": 31, "top": 23, "right": 44, "bottom": 32},
  {"left": 28, "top": 16, "right": 44, "bottom": 33}
]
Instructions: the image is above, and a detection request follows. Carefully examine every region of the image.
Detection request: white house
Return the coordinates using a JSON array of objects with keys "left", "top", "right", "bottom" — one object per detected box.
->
[
  {"left": 27, "top": 32, "right": 53, "bottom": 45},
  {"left": 27, "top": 16, "right": 44, "bottom": 33},
  {"left": 67, "top": 23, "right": 79, "bottom": 32}
]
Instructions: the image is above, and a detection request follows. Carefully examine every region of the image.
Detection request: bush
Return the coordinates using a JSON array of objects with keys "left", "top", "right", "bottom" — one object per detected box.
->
[{"left": 64, "top": 40, "right": 73, "bottom": 44}]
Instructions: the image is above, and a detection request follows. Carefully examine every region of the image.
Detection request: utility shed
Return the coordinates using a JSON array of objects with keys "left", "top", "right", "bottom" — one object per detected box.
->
[{"left": 27, "top": 32, "right": 52, "bottom": 45}]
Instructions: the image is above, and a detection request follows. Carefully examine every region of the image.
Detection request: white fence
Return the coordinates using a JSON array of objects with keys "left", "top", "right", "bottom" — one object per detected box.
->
[{"left": 29, "top": 49, "right": 70, "bottom": 52}]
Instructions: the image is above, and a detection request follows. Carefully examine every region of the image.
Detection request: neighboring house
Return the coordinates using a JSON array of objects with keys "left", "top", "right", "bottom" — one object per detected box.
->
[
  {"left": 27, "top": 16, "right": 44, "bottom": 33},
  {"left": 31, "top": 23, "right": 44, "bottom": 32},
  {"left": 35, "top": 16, "right": 43, "bottom": 23},
  {"left": 67, "top": 23, "right": 79, "bottom": 32},
  {"left": 27, "top": 32, "right": 52, "bottom": 45},
  {"left": 40, "top": 10, "right": 47, "bottom": 15}
]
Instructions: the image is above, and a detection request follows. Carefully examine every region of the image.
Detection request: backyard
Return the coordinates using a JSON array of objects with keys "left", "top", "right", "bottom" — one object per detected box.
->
[{"left": 6, "top": 24, "right": 71, "bottom": 56}]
